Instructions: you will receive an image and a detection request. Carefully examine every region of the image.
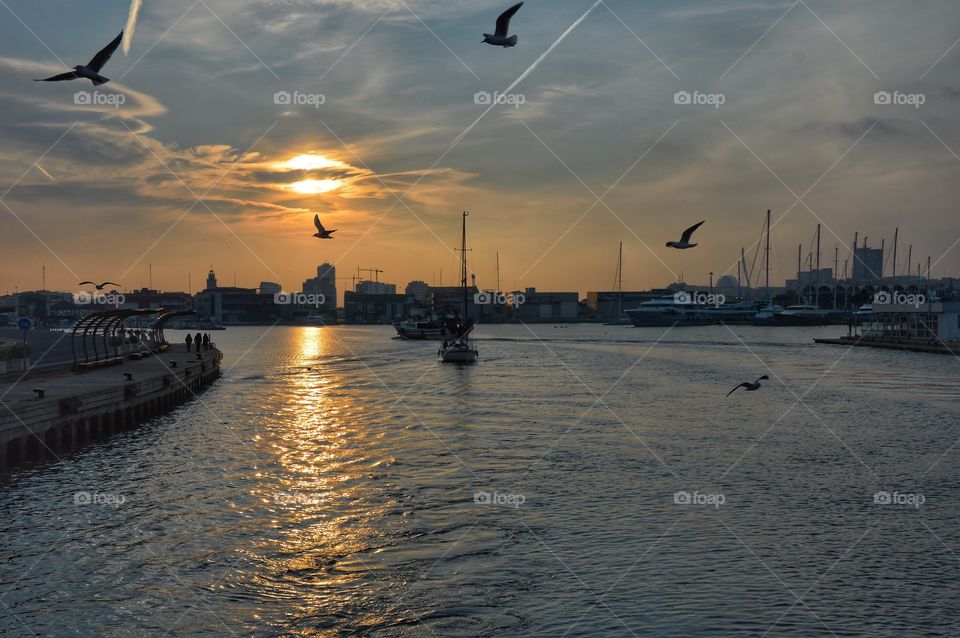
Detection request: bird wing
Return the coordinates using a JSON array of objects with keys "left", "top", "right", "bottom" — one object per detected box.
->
[
  {"left": 35, "top": 71, "right": 79, "bottom": 82},
  {"left": 101, "top": 282, "right": 120, "bottom": 288},
  {"left": 495, "top": 2, "right": 523, "bottom": 37},
  {"left": 314, "top": 214, "right": 325, "bottom": 233},
  {"left": 679, "top": 220, "right": 705, "bottom": 243},
  {"left": 754, "top": 375, "right": 768, "bottom": 384},
  {"left": 725, "top": 382, "right": 749, "bottom": 397},
  {"left": 87, "top": 31, "right": 123, "bottom": 72},
  {"left": 78, "top": 281, "right": 95, "bottom": 286}
]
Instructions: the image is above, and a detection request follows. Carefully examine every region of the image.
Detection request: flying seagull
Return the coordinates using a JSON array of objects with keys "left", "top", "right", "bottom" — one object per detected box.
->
[
  {"left": 666, "top": 221, "right": 705, "bottom": 249},
  {"left": 483, "top": 2, "right": 523, "bottom": 47},
  {"left": 726, "top": 375, "right": 770, "bottom": 397},
  {"left": 313, "top": 214, "right": 336, "bottom": 239},
  {"left": 35, "top": 31, "right": 123, "bottom": 86},
  {"left": 79, "top": 281, "right": 120, "bottom": 290}
]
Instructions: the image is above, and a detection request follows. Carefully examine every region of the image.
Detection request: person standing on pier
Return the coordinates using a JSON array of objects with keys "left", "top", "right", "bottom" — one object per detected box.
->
[
  {"left": 185, "top": 333, "right": 193, "bottom": 352},
  {"left": 194, "top": 332, "right": 203, "bottom": 352},
  {"left": 202, "top": 333, "right": 210, "bottom": 351}
]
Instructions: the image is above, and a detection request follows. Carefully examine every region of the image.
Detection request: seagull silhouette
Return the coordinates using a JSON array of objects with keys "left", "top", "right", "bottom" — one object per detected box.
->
[
  {"left": 79, "top": 281, "right": 120, "bottom": 290},
  {"left": 35, "top": 31, "right": 123, "bottom": 86},
  {"left": 483, "top": 2, "right": 523, "bottom": 47},
  {"left": 726, "top": 375, "right": 769, "bottom": 397},
  {"left": 666, "top": 221, "right": 705, "bottom": 249},
  {"left": 313, "top": 214, "right": 336, "bottom": 239}
]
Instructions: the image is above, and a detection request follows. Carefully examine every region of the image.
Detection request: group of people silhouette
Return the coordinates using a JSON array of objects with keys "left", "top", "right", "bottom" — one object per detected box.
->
[{"left": 184, "top": 332, "right": 212, "bottom": 353}]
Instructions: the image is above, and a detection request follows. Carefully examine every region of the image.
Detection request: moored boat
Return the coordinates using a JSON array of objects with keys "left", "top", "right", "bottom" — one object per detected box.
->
[
  {"left": 625, "top": 297, "right": 714, "bottom": 327},
  {"left": 394, "top": 316, "right": 453, "bottom": 340},
  {"left": 773, "top": 305, "right": 832, "bottom": 326}
]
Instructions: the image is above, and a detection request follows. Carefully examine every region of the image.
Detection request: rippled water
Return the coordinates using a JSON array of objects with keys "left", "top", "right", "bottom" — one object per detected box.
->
[{"left": 2, "top": 324, "right": 960, "bottom": 636}]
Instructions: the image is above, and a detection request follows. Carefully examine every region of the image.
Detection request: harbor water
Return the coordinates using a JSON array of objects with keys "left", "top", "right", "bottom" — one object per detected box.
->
[{"left": 2, "top": 324, "right": 959, "bottom": 636}]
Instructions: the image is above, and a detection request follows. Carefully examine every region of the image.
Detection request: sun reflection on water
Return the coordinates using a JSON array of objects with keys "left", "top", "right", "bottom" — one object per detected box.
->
[{"left": 242, "top": 327, "right": 395, "bottom": 625}]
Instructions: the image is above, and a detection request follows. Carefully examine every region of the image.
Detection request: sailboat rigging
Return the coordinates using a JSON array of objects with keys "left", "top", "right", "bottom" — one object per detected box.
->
[{"left": 438, "top": 211, "right": 479, "bottom": 363}]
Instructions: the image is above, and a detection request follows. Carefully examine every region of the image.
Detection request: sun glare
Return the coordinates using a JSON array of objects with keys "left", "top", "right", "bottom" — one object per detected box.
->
[
  {"left": 289, "top": 179, "right": 342, "bottom": 194},
  {"left": 284, "top": 153, "right": 348, "bottom": 171}
]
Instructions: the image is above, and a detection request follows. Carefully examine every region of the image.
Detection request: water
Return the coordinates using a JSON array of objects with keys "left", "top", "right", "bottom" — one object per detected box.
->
[{"left": 2, "top": 324, "right": 959, "bottom": 636}]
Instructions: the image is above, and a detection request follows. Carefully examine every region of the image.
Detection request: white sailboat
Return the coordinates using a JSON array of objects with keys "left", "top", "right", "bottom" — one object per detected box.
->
[{"left": 438, "top": 211, "right": 479, "bottom": 363}]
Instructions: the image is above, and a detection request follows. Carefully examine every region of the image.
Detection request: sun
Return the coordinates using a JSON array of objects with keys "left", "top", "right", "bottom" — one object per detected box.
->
[
  {"left": 288, "top": 179, "right": 342, "bottom": 194},
  {"left": 283, "top": 153, "right": 348, "bottom": 171}
]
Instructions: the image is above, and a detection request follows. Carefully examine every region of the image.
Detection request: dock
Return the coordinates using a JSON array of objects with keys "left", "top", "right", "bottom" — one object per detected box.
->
[
  {"left": 0, "top": 343, "right": 221, "bottom": 470},
  {"left": 814, "top": 335, "right": 960, "bottom": 355}
]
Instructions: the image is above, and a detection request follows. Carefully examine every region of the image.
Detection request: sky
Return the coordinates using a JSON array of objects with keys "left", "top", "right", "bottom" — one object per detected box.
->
[{"left": 1, "top": 0, "right": 960, "bottom": 300}]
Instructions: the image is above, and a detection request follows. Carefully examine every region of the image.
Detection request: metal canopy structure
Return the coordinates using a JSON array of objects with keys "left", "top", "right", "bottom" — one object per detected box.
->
[
  {"left": 152, "top": 309, "right": 196, "bottom": 345},
  {"left": 70, "top": 308, "right": 160, "bottom": 367}
]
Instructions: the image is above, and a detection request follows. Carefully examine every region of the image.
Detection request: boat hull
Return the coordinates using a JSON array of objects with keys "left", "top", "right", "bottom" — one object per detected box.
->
[
  {"left": 394, "top": 321, "right": 451, "bottom": 340},
  {"left": 438, "top": 345, "right": 478, "bottom": 363},
  {"left": 625, "top": 309, "right": 713, "bottom": 327}
]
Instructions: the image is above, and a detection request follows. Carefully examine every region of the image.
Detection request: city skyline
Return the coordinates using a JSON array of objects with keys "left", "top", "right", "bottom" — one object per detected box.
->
[
  {"left": 2, "top": 1, "right": 960, "bottom": 298},
  {"left": 4, "top": 235, "right": 954, "bottom": 305}
]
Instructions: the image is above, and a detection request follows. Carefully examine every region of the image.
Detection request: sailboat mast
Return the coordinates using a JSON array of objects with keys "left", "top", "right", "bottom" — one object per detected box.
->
[
  {"left": 892, "top": 227, "right": 899, "bottom": 281},
  {"left": 815, "top": 223, "right": 821, "bottom": 307},
  {"left": 739, "top": 247, "right": 745, "bottom": 299},
  {"left": 617, "top": 241, "right": 623, "bottom": 316},
  {"left": 851, "top": 231, "right": 858, "bottom": 307},
  {"left": 833, "top": 246, "right": 839, "bottom": 309},
  {"left": 461, "top": 211, "right": 469, "bottom": 318},
  {"left": 797, "top": 244, "right": 802, "bottom": 304},
  {"left": 765, "top": 210, "right": 771, "bottom": 305}
]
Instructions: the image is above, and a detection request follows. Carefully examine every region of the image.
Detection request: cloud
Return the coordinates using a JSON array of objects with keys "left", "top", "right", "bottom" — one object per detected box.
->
[{"left": 2, "top": 0, "right": 960, "bottom": 294}]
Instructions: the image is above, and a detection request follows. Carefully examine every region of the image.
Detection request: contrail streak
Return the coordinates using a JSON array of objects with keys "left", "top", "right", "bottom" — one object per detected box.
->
[
  {"left": 452, "top": 0, "right": 602, "bottom": 147},
  {"left": 34, "top": 164, "right": 55, "bottom": 181},
  {"left": 502, "top": 0, "right": 601, "bottom": 97},
  {"left": 123, "top": 0, "right": 143, "bottom": 55}
]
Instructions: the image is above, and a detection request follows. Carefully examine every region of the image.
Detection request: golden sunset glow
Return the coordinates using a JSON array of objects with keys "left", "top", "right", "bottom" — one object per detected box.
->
[
  {"left": 288, "top": 179, "right": 342, "bottom": 195},
  {"left": 282, "top": 153, "right": 349, "bottom": 171}
]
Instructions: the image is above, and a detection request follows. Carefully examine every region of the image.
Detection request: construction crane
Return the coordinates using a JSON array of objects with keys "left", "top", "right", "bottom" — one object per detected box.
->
[{"left": 357, "top": 267, "right": 383, "bottom": 282}]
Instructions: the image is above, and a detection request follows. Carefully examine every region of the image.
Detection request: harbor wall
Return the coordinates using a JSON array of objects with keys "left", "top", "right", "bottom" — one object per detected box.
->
[{"left": 0, "top": 346, "right": 221, "bottom": 470}]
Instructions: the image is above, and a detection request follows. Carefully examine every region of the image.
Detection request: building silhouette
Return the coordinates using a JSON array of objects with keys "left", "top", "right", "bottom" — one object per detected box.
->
[
  {"left": 356, "top": 280, "right": 396, "bottom": 295},
  {"left": 302, "top": 263, "right": 337, "bottom": 310},
  {"left": 405, "top": 280, "right": 430, "bottom": 305},
  {"left": 853, "top": 247, "right": 883, "bottom": 283},
  {"left": 206, "top": 269, "right": 218, "bottom": 291}
]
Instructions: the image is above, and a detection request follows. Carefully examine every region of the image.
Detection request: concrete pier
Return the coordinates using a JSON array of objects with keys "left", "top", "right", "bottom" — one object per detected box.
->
[
  {"left": 814, "top": 335, "right": 960, "bottom": 354},
  {"left": 0, "top": 344, "right": 221, "bottom": 470}
]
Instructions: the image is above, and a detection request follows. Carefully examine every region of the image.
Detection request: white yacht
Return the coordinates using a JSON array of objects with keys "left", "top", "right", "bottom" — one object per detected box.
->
[{"left": 625, "top": 297, "right": 714, "bottom": 327}]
